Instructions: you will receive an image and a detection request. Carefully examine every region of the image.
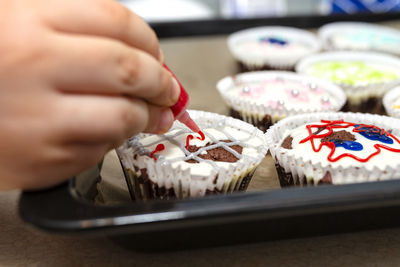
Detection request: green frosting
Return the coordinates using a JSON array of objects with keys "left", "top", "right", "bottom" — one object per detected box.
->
[{"left": 311, "top": 61, "right": 398, "bottom": 85}]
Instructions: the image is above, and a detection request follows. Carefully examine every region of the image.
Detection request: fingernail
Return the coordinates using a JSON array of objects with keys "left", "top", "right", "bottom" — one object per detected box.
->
[
  {"left": 158, "top": 48, "right": 165, "bottom": 64},
  {"left": 158, "top": 108, "right": 174, "bottom": 134},
  {"left": 170, "top": 76, "right": 180, "bottom": 104}
]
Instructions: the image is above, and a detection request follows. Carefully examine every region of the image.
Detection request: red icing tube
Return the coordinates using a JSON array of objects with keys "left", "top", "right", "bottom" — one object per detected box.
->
[{"left": 163, "top": 64, "right": 200, "bottom": 133}]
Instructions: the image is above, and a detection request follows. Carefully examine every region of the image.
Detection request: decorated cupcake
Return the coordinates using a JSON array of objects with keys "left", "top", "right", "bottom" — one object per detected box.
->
[
  {"left": 227, "top": 26, "right": 321, "bottom": 72},
  {"left": 266, "top": 112, "right": 400, "bottom": 187},
  {"left": 296, "top": 51, "right": 400, "bottom": 114},
  {"left": 383, "top": 86, "right": 400, "bottom": 118},
  {"left": 116, "top": 110, "right": 268, "bottom": 201},
  {"left": 216, "top": 71, "right": 346, "bottom": 132},
  {"left": 319, "top": 22, "right": 400, "bottom": 56}
]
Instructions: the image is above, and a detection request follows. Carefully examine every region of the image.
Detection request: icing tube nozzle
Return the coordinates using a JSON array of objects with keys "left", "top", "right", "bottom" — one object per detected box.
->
[
  {"left": 175, "top": 109, "right": 200, "bottom": 133},
  {"left": 164, "top": 64, "right": 200, "bottom": 133}
]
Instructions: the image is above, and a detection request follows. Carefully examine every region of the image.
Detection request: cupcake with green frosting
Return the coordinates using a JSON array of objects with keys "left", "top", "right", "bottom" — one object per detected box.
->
[{"left": 296, "top": 51, "right": 400, "bottom": 114}]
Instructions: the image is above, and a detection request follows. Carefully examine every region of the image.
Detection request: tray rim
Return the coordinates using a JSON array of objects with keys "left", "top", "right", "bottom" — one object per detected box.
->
[{"left": 18, "top": 172, "right": 400, "bottom": 236}]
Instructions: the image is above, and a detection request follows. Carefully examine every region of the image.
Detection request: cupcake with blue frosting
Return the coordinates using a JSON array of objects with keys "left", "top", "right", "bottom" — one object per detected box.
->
[
  {"left": 319, "top": 22, "right": 400, "bottom": 56},
  {"left": 228, "top": 26, "right": 321, "bottom": 72}
]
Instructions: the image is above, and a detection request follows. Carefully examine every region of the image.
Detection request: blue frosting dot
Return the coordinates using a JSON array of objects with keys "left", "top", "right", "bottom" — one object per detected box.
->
[
  {"left": 259, "top": 36, "right": 288, "bottom": 45},
  {"left": 331, "top": 139, "right": 363, "bottom": 151}
]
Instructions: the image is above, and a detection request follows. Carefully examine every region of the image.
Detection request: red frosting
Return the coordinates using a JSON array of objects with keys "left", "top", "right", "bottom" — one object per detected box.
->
[
  {"left": 150, "top": 144, "right": 165, "bottom": 160},
  {"left": 186, "top": 131, "right": 206, "bottom": 150},
  {"left": 299, "top": 119, "right": 400, "bottom": 162}
]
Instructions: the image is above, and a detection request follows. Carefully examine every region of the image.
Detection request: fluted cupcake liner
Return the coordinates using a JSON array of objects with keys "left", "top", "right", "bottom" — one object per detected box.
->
[
  {"left": 117, "top": 110, "right": 268, "bottom": 201},
  {"left": 216, "top": 71, "right": 346, "bottom": 132},
  {"left": 296, "top": 51, "right": 400, "bottom": 114},
  {"left": 266, "top": 112, "right": 400, "bottom": 186},
  {"left": 227, "top": 26, "right": 321, "bottom": 72},
  {"left": 318, "top": 22, "right": 400, "bottom": 56}
]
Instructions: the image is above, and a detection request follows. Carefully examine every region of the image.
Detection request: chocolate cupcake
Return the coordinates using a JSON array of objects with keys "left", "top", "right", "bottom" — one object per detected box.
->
[
  {"left": 296, "top": 51, "right": 400, "bottom": 114},
  {"left": 227, "top": 26, "right": 321, "bottom": 72},
  {"left": 117, "top": 110, "right": 268, "bottom": 201},
  {"left": 216, "top": 71, "right": 346, "bottom": 132},
  {"left": 266, "top": 112, "right": 400, "bottom": 187},
  {"left": 319, "top": 22, "right": 400, "bottom": 56}
]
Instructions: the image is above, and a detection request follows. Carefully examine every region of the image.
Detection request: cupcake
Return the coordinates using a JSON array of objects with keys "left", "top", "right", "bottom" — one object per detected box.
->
[
  {"left": 266, "top": 112, "right": 400, "bottom": 187},
  {"left": 116, "top": 110, "right": 268, "bottom": 201},
  {"left": 227, "top": 26, "right": 321, "bottom": 72},
  {"left": 296, "top": 51, "right": 400, "bottom": 114},
  {"left": 383, "top": 86, "right": 400, "bottom": 118},
  {"left": 319, "top": 22, "right": 400, "bottom": 56},
  {"left": 216, "top": 71, "right": 346, "bottom": 132}
]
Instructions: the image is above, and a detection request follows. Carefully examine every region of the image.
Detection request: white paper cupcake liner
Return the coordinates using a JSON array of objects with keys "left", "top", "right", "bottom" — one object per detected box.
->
[
  {"left": 383, "top": 86, "right": 400, "bottom": 118},
  {"left": 227, "top": 26, "right": 321, "bottom": 71},
  {"left": 266, "top": 112, "right": 400, "bottom": 186},
  {"left": 117, "top": 110, "right": 268, "bottom": 200},
  {"left": 318, "top": 22, "right": 400, "bottom": 56},
  {"left": 216, "top": 71, "right": 346, "bottom": 130},
  {"left": 296, "top": 51, "right": 400, "bottom": 109}
]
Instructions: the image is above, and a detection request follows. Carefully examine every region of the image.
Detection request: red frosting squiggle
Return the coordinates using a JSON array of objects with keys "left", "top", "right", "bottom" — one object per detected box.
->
[
  {"left": 185, "top": 130, "right": 205, "bottom": 150},
  {"left": 299, "top": 119, "right": 400, "bottom": 162},
  {"left": 150, "top": 144, "right": 165, "bottom": 160}
]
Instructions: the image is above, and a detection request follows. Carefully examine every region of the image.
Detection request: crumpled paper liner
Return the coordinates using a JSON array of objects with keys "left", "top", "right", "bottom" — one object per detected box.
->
[
  {"left": 266, "top": 112, "right": 400, "bottom": 186},
  {"left": 216, "top": 71, "right": 346, "bottom": 130},
  {"left": 295, "top": 51, "right": 400, "bottom": 107},
  {"left": 227, "top": 26, "right": 321, "bottom": 71},
  {"left": 117, "top": 110, "right": 268, "bottom": 201}
]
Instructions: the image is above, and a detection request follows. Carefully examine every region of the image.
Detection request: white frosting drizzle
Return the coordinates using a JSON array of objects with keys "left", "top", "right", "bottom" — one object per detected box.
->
[
  {"left": 117, "top": 110, "right": 269, "bottom": 197},
  {"left": 127, "top": 116, "right": 266, "bottom": 180}
]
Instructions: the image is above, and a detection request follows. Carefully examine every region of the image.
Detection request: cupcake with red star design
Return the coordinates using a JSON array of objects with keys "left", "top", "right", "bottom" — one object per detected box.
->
[
  {"left": 117, "top": 110, "right": 268, "bottom": 201},
  {"left": 266, "top": 112, "right": 400, "bottom": 187}
]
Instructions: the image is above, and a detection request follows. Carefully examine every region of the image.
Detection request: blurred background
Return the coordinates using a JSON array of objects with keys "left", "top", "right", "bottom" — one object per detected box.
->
[{"left": 118, "top": 0, "right": 400, "bottom": 23}]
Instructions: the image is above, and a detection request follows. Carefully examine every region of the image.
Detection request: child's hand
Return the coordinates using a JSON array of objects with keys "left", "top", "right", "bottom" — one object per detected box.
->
[{"left": 0, "top": 0, "right": 179, "bottom": 189}]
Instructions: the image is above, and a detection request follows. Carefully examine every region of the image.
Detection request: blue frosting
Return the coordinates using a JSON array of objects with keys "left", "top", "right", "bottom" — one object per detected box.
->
[
  {"left": 259, "top": 36, "right": 288, "bottom": 45},
  {"left": 331, "top": 139, "right": 363, "bottom": 151},
  {"left": 343, "top": 32, "right": 400, "bottom": 46},
  {"left": 355, "top": 125, "right": 393, "bottom": 144}
]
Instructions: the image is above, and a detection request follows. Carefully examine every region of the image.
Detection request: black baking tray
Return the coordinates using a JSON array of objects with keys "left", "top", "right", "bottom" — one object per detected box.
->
[{"left": 18, "top": 163, "right": 400, "bottom": 252}]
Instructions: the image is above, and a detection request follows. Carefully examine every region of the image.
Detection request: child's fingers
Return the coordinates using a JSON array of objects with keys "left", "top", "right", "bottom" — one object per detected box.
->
[
  {"left": 45, "top": 33, "right": 179, "bottom": 107},
  {"left": 37, "top": 0, "right": 161, "bottom": 60}
]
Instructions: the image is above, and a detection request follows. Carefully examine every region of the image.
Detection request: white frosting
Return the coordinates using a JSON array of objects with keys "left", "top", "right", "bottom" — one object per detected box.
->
[
  {"left": 118, "top": 110, "right": 268, "bottom": 197},
  {"left": 233, "top": 39, "right": 310, "bottom": 60},
  {"left": 225, "top": 78, "right": 338, "bottom": 111},
  {"left": 319, "top": 22, "right": 400, "bottom": 55},
  {"left": 228, "top": 26, "right": 320, "bottom": 68},
  {"left": 266, "top": 112, "right": 400, "bottom": 185},
  {"left": 137, "top": 127, "right": 264, "bottom": 179},
  {"left": 330, "top": 31, "right": 400, "bottom": 53},
  {"left": 283, "top": 121, "right": 400, "bottom": 171},
  {"left": 296, "top": 51, "right": 400, "bottom": 103},
  {"left": 217, "top": 71, "right": 346, "bottom": 125}
]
